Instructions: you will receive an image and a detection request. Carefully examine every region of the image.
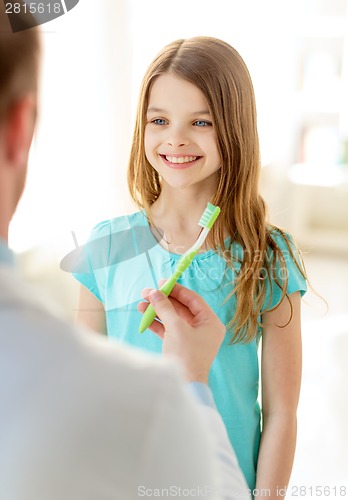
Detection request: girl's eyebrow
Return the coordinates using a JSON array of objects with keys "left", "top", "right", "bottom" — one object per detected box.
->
[{"left": 147, "top": 107, "right": 211, "bottom": 116}]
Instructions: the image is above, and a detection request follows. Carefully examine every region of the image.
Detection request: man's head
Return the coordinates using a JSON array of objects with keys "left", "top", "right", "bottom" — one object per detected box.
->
[{"left": 0, "top": 1, "right": 40, "bottom": 241}]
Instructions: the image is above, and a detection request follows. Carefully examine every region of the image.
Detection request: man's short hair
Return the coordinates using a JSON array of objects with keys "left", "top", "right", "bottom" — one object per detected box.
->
[{"left": 0, "top": 1, "right": 40, "bottom": 120}]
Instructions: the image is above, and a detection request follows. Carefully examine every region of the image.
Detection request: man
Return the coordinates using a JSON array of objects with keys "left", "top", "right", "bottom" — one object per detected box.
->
[{"left": 0, "top": 3, "right": 249, "bottom": 499}]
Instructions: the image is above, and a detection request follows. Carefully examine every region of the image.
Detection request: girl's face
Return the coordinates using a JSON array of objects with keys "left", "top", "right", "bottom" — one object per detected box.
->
[{"left": 144, "top": 73, "right": 221, "bottom": 192}]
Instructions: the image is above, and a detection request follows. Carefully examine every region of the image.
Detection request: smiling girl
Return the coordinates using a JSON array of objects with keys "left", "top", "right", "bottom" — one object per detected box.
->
[{"left": 72, "top": 37, "right": 307, "bottom": 497}]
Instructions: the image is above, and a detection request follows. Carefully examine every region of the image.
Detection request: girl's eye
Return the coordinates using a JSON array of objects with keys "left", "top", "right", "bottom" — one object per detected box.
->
[
  {"left": 194, "top": 120, "right": 212, "bottom": 127},
  {"left": 152, "top": 118, "right": 167, "bottom": 125}
]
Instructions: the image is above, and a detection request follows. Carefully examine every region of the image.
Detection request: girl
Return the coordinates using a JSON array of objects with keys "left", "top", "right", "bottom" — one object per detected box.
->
[{"left": 72, "top": 37, "right": 307, "bottom": 496}]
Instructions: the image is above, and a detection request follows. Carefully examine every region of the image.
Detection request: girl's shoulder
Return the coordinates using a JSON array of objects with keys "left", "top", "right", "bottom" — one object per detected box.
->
[
  {"left": 265, "top": 226, "right": 305, "bottom": 276},
  {"left": 229, "top": 227, "right": 298, "bottom": 263},
  {"left": 263, "top": 226, "right": 307, "bottom": 307},
  {"left": 266, "top": 225, "right": 298, "bottom": 254},
  {"left": 89, "top": 211, "right": 146, "bottom": 241}
]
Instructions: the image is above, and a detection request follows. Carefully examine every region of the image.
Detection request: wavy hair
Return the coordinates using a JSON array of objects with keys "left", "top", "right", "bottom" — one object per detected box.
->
[{"left": 127, "top": 36, "right": 306, "bottom": 343}]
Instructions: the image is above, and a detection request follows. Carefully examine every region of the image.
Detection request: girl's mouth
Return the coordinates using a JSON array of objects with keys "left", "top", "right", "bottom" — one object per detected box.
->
[{"left": 159, "top": 154, "right": 202, "bottom": 169}]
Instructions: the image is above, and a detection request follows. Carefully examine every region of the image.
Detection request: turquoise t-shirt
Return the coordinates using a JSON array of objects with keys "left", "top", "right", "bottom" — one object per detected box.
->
[{"left": 71, "top": 211, "right": 307, "bottom": 490}]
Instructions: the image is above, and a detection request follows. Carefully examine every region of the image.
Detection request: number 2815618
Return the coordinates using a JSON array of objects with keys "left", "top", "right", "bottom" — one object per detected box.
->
[{"left": 5, "top": 3, "right": 62, "bottom": 15}]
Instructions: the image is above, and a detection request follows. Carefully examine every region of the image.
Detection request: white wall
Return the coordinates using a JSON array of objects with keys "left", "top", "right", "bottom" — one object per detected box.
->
[{"left": 10, "top": 0, "right": 135, "bottom": 254}]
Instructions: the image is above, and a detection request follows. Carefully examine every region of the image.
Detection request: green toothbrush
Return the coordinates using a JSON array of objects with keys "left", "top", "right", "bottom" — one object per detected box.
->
[{"left": 138, "top": 202, "right": 221, "bottom": 334}]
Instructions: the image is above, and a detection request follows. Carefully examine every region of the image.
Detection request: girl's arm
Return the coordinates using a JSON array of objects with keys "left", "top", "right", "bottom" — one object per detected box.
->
[
  {"left": 255, "top": 291, "right": 302, "bottom": 499},
  {"left": 75, "top": 285, "right": 107, "bottom": 335}
]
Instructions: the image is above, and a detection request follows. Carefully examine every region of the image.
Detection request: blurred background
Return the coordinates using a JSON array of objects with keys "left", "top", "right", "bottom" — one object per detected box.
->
[{"left": 9, "top": 0, "right": 348, "bottom": 495}]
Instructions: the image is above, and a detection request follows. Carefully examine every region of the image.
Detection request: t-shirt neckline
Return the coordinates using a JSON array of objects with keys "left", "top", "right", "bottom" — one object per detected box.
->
[{"left": 139, "top": 209, "right": 230, "bottom": 260}]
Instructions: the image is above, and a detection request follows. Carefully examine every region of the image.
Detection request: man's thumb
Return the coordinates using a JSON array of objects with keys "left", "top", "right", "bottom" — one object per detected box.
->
[{"left": 148, "top": 290, "right": 179, "bottom": 325}]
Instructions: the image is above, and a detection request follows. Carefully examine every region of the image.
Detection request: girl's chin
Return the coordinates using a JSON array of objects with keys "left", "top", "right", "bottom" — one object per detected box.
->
[
  {"left": 159, "top": 178, "right": 195, "bottom": 190},
  {"left": 160, "top": 177, "right": 210, "bottom": 192}
]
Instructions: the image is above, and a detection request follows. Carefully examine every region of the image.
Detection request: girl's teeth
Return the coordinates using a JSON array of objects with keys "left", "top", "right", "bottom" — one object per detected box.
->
[{"left": 165, "top": 156, "right": 197, "bottom": 164}]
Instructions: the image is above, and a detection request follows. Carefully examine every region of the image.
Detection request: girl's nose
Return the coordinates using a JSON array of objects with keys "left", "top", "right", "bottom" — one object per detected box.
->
[
  {"left": 166, "top": 127, "right": 189, "bottom": 148},
  {"left": 167, "top": 139, "right": 187, "bottom": 148}
]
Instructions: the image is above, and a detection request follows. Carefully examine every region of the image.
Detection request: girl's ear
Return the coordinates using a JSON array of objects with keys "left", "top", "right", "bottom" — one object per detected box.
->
[{"left": 5, "top": 94, "right": 37, "bottom": 168}]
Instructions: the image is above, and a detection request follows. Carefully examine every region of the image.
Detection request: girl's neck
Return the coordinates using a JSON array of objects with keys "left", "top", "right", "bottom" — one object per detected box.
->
[
  {"left": 150, "top": 185, "right": 214, "bottom": 232},
  {"left": 148, "top": 185, "right": 216, "bottom": 254}
]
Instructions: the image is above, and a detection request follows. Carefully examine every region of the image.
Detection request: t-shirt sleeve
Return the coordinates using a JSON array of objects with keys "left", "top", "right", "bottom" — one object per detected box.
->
[
  {"left": 70, "top": 220, "right": 112, "bottom": 304},
  {"left": 261, "top": 230, "right": 307, "bottom": 312}
]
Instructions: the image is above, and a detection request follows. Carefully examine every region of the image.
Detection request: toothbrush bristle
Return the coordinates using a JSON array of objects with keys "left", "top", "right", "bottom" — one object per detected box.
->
[{"left": 198, "top": 202, "right": 221, "bottom": 229}]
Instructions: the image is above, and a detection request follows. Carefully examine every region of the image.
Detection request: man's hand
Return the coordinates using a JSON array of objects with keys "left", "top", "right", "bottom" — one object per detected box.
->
[{"left": 137, "top": 283, "right": 226, "bottom": 384}]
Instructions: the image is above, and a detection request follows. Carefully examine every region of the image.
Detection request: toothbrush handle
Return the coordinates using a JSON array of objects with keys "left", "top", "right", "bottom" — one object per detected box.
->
[
  {"left": 138, "top": 275, "right": 177, "bottom": 333},
  {"left": 138, "top": 251, "right": 198, "bottom": 333},
  {"left": 138, "top": 306, "right": 157, "bottom": 334}
]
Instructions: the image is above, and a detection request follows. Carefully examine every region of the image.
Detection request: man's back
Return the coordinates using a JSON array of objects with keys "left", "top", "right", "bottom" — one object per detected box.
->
[{"left": 0, "top": 265, "right": 219, "bottom": 499}]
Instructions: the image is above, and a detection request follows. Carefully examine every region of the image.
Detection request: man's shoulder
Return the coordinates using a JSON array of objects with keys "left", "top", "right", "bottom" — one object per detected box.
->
[
  {"left": 0, "top": 267, "right": 196, "bottom": 499},
  {"left": 0, "top": 264, "right": 181, "bottom": 400},
  {"left": 0, "top": 265, "right": 63, "bottom": 318}
]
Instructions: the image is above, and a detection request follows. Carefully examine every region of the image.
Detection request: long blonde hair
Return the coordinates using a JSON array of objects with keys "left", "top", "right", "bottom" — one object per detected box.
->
[{"left": 128, "top": 36, "right": 306, "bottom": 343}]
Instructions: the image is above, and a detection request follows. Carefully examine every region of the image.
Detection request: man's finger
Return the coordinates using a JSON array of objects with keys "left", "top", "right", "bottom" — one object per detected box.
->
[
  {"left": 156, "top": 279, "right": 211, "bottom": 317},
  {"left": 167, "top": 283, "right": 213, "bottom": 318},
  {"left": 141, "top": 288, "right": 153, "bottom": 300},
  {"left": 141, "top": 281, "right": 170, "bottom": 299},
  {"left": 139, "top": 294, "right": 195, "bottom": 324},
  {"left": 148, "top": 290, "right": 183, "bottom": 329},
  {"left": 147, "top": 320, "right": 165, "bottom": 339}
]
